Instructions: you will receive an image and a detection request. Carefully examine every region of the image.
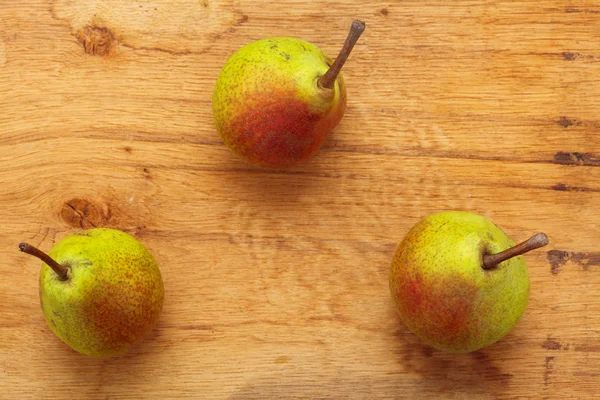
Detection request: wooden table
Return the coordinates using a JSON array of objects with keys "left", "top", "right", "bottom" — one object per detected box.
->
[{"left": 1, "top": 1, "right": 599, "bottom": 398}]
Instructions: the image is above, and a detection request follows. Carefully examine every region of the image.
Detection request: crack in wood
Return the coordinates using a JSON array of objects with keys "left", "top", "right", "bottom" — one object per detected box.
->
[{"left": 65, "top": 202, "right": 97, "bottom": 229}]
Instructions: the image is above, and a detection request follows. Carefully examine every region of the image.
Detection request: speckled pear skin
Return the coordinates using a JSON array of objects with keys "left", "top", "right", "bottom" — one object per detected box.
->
[
  {"left": 212, "top": 37, "right": 347, "bottom": 169},
  {"left": 39, "top": 228, "right": 164, "bottom": 357},
  {"left": 389, "top": 211, "right": 530, "bottom": 353}
]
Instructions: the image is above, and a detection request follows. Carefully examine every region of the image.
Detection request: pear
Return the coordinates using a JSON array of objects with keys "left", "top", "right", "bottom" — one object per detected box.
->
[
  {"left": 20, "top": 228, "right": 164, "bottom": 357},
  {"left": 389, "top": 211, "right": 548, "bottom": 353},
  {"left": 212, "top": 20, "right": 365, "bottom": 169}
]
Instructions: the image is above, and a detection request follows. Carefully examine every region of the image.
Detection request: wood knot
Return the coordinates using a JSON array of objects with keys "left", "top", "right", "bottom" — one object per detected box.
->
[
  {"left": 60, "top": 198, "right": 111, "bottom": 229},
  {"left": 76, "top": 25, "right": 115, "bottom": 56}
]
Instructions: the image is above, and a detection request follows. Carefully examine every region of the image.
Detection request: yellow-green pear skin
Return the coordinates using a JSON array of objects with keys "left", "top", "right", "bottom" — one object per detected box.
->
[
  {"left": 39, "top": 228, "right": 164, "bottom": 357},
  {"left": 212, "top": 37, "right": 347, "bottom": 169},
  {"left": 389, "top": 211, "right": 530, "bottom": 353}
]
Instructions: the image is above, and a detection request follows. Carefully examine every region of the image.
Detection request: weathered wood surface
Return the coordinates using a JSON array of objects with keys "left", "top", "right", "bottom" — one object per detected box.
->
[{"left": 1, "top": 1, "right": 599, "bottom": 398}]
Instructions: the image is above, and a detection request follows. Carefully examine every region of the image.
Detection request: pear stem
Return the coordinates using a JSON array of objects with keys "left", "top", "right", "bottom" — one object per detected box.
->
[
  {"left": 19, "top": 243, "right": 69, "bottom": 281},
  {"left": 318, "top": 20, "right": 366, "bottom": 90},
  {"left": 482, "top": 233, "right": 549, "bottom": 270}
]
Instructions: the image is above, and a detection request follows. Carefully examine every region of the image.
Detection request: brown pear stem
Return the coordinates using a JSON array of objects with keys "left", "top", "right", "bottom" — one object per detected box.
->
[
  {"left": 19, "top": 243, "right": 69, "bottom": 280},
  {"left": 318, "top": 20, "right": 366, "bottom": 90},
  {"left": 482, "top": 233, "right": 549, "bottom": 270}
]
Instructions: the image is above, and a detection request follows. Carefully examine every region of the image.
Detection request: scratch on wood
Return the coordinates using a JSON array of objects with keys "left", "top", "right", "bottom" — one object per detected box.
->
[
  {"left": 37, "top": 226, "right": 50, "bottom": 248},
  {"left": 179, "top": 325, "right": 213, "bottom": 331},
  {"left": 121, "top": 42, "right": 202, "bottom": 56},
  {"left": 573, "top": 371, "right": 600, "bottom": 377},
  {"left": 544, "top": 356, "right": 555, "bottom": 386},
  {"left": 0, "top": 39, "right": 6, "bottom": 66},
  {"left": 564, "top": 8, "right": 600, "bottom": 14}
]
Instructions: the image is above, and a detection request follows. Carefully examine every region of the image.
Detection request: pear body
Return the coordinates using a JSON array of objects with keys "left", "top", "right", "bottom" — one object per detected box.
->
[
  {"left": 213, "top": 37, "right": 346, "bottom": 169},
  {"left": 389, "top": 211, "right": 529, "bottom": 353},
  {"left": 40, "top": 228, "right": 164, "bottom": 356}
]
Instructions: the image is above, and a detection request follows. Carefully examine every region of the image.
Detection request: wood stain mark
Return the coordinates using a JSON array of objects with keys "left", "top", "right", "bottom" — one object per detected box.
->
[
  {"left": 541, "top": 337, "right": 600, "bottom": 353},
  {"left": 544, "top": 7, "right": 600, "bottom": 15},
  {"left": 472, "top": 352, "right": 514, "bottom": 383},
  {"left": 550, "top": 183, "right": 599, "bottom": 192},
  {"left": 547, "top": 250, "right": 600, "bottom": 274},
  {"left": 396, "top": 336, "right": 451, "bottom": 378},
  {"left": 573, "top": 372, "right": 600, "bottom": 377},
  {"left": 558, "top": 116, "right": 582, "bottom": 127},
  {"left": 552, "top": 152, "right": 600, "bottom": 166},
  {"left": 542, "top": 337, "right": 563, "bottom": 350},
  {"left": 570, "top": 253, "right": 600, "bottom": 270},
  {"left": 559, "top": 52, "right": 600, "bottom": 62},
  {"left": 395, "top": 332, "right": 512, "bottom": 391},
  {"left": 548, "top": 250, "right": 568, "bottom": 275},
  {"left": 562, "top": 52, "right": 580, "bottom": 61},
  {"left": 573, "top": 344, "right": 600, "bottom": 352},
  {"left": 420, "top": 346, "right": 434, "bottom": 358}
]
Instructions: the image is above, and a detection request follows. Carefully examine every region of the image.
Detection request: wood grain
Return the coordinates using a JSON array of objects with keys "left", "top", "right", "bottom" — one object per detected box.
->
[{"left": 1, "top": 0, "right": 599, "bottom": 398}]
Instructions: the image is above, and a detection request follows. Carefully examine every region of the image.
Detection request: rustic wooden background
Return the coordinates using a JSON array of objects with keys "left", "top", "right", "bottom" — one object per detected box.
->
[{"left": 1, "top": 0, "right": 599, "bottom": 398}]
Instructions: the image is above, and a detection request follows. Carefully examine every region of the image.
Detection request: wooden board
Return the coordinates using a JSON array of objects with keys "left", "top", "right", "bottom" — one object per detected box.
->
[{"left": 1, "top": 1, "right": 599, "bottom": 398}]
